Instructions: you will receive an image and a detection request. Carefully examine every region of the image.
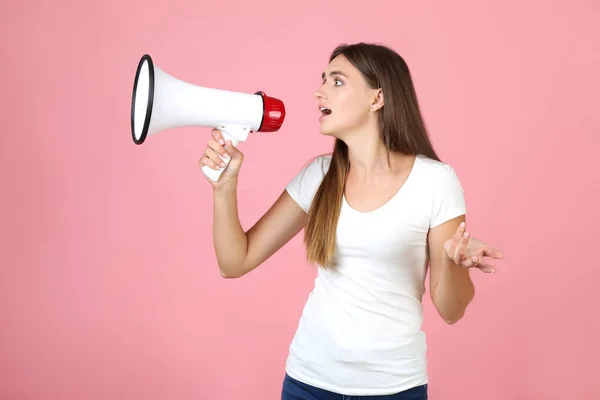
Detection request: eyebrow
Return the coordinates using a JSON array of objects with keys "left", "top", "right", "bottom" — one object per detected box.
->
[{"left": 322, "top": 70, "right": 347, "bottom": 80}]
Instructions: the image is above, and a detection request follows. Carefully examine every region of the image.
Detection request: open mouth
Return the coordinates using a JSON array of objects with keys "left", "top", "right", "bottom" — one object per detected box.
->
[{"left": 320, "top": 107, "right": 332, "bottom": 115}]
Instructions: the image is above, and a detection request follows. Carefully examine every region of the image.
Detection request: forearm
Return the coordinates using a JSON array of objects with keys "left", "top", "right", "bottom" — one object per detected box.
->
[
  {"left": 432, "top": 253, "right": 475, "bottom": 324},
  {"left": 212, "top": 180, "right": 249, "bottom": 277}
]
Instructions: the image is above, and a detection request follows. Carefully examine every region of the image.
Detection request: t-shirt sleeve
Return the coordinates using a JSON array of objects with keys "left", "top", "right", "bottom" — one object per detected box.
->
[
  {"left": 429, "top": 164, "right": 467, "bottom": 228},
  {"left": 285, "top": 156, "right": 329, "bottom": 213}
]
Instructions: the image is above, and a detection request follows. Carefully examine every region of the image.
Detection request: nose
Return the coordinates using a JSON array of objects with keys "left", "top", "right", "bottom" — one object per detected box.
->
[{"left": 314, "top": 87, "right": 326, "bottom": 100}]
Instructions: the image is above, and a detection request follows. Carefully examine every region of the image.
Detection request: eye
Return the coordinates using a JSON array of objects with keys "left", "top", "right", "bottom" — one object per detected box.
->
[{"left": 333, "top": 79, "right": 343, "bottom": 86}]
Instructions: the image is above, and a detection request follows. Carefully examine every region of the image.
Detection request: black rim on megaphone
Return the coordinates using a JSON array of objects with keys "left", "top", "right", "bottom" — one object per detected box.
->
[{"left": 131, "top": 54, "right": 154, "bottom": 145}]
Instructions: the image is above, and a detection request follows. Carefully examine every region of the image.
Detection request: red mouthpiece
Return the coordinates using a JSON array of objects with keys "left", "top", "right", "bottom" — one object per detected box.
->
[{"left": 256, "top": 91, "right": 286, "bottom": 132}]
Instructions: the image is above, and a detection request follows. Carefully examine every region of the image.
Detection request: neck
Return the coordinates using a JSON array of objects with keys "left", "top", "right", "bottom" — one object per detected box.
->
[
  {"left": 341, "top": 126, "right": 395, "bottom": 179},
  {"left": 348, "top": 140, "right": 387, "bottom": 173},
  {"left": 340, "top": 124, "right": 415, "bottom": 180}
]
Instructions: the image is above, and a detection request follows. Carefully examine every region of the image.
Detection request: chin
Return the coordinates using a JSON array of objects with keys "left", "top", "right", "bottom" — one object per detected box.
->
[
  {"left": 319, "top": 128, "right": 339, "bottom": 139},
  {"left": 319, "top": 121, "right": 340, "bottom": 138},
  {"left": 320, "top": 126, "right": 350, "bottom": 142}
]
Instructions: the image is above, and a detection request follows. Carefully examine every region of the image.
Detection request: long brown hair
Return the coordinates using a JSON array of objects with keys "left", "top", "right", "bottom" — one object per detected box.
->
[{"left": 304, "top": 42, "right": 441, "bottom": 268}]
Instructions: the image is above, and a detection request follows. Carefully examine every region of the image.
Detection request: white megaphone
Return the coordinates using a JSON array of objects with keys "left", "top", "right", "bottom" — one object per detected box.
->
[{"left": 130, "top": 54, "right": 286, "bottom": 181}]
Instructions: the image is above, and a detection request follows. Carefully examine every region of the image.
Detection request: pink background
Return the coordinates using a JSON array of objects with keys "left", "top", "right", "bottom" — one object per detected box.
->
[{"left": 1, "top": 0, "right": 598, "bottom": 399}]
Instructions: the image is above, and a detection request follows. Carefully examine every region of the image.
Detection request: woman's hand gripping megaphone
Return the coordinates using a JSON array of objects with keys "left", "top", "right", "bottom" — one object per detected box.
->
[{"left": 199, "top": 128, "right": 244, "bottom": 188}]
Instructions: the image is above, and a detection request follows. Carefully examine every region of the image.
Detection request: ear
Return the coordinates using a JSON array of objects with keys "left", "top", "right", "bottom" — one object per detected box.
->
[{"left": 370, "top": 88, "right": 384, "bottom": 111}]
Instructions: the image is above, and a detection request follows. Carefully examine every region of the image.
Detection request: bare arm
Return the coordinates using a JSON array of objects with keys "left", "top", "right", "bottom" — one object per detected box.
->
[
  {"left": 213, "top": 181, "right": 307, "bottom": 278},
  {"left": 427, "top": 215, "right": 475, "bottom": 324},
  {"left": 201, "top": 128, "right": 307, "bottom": 278}
]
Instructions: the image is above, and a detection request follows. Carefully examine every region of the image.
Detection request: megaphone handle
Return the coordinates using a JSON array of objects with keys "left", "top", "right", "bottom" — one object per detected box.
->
[{"left": 201, "top": 125, "right": 249, "bottom": 182}]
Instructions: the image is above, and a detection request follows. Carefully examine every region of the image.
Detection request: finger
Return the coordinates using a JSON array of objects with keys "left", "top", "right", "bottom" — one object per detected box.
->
[
  {"left": 453, "top": 222, "right": 466, "bottom": 242},
  {"left": 461, "top": 255, "right": 478, "bottom": 268},
  {"left": 448, "top": 222, "right": 466, "bottom": 263},
  {"left": 477, "top": 264, "right": 496, "bottom": 274},
  {"left": 211, "top": 129, "right": 225, "bottom": 145},
  {"left": 457, "top": 230, "right": 470, "bottom": 262},
  {"left": 473, "top": 256, "right": 496, "bottom": 272},
  {"left": 463, "top": 246, "right": 485, "bottom": 268},
  {"left": 482, "top": 247, "right": 504, "bottom": 259},
  {"left": 207, "top": 138, "right": 230, "bottom": 159},
  {"left": 466, "top": 253, "right": 481, "bottom": 268},
  {"left": 199, "top": 154, "right": 220, "bottom": 170},
  {"left": 205, "top": 147, "right": 227, "bottom": 168},
  {"left": 470, "top": 248, "right": 485, "bottom": 263},
  {"left": 223, "top": 140, "right": 243, "bottom": 159}
]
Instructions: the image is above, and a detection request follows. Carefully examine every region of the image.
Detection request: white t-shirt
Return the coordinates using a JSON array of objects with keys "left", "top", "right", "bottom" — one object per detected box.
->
[{"left": 284, "top": 153, "right": 467, "bottom": 396}]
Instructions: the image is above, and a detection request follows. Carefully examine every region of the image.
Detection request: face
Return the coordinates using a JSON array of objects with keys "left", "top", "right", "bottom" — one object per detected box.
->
[{"left": 315, "top": 54, "right": 382, "bottom": 139}]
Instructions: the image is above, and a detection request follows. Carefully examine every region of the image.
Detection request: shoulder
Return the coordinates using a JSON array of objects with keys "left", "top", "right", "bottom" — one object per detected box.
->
[
  {"left": 301, "top": 153, "right": 332, "bottom": 172},
  {"left": 307, "top": 153, "right": 332, "bottom": 175},
  {"left": 291, "top": 153, "right": 332, "bottom": 184},
  {"left": 285, "top": 154, "right": 332, "bottom": 213},
  {"left": 416, "top": 155, "right": 467, "bottom": 228},
  {"left": 416, "top": 155, "right": 461, "bottom": 183}
]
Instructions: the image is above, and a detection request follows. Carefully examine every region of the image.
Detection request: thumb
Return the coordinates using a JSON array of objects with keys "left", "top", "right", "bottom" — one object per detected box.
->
[{"left": 224, "top": 140, "right": 243, "bottom": 159}]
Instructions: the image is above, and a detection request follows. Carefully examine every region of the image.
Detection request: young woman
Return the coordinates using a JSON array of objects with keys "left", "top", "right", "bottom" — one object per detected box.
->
[{"left": 199, "top": 42, "right": 504, "bottom": 400}]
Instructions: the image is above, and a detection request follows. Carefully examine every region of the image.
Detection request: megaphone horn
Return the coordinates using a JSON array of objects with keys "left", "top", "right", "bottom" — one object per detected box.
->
[{"left": 130, "top": 54, "right": 286, "bottom": 181}]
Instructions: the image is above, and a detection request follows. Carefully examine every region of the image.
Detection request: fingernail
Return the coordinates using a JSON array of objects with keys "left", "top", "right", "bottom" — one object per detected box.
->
[
  {"left": 223, "top": 153, "right": 229, "bottom": 159},
  {"left": 220, "top": 161, "right": 226, "bottom": 167},
  {"left": 219, "top": 139, "right": 224, "bottom": 145}
]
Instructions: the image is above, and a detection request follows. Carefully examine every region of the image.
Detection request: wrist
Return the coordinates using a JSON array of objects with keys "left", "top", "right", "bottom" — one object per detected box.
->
[{"left": 213, "top": 179, "right": 238, "bottom": 195}]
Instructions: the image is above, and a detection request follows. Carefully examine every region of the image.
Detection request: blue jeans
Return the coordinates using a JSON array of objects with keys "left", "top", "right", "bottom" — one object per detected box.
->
[{"left": 281, "top": 374, "right": 428, "bottom": 400}]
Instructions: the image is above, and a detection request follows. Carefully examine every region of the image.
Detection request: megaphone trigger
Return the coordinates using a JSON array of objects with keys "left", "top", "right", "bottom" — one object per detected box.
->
[{"left": 130, "top": 54, "right": 286, "bottom": 182}]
